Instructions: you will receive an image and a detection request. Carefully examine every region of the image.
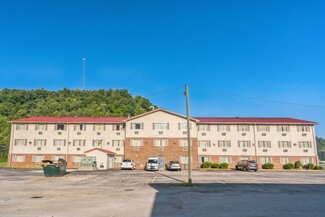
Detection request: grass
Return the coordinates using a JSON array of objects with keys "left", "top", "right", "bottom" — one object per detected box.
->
[{"left": 0, "top": 162, "right": 7, "bottom": 166}]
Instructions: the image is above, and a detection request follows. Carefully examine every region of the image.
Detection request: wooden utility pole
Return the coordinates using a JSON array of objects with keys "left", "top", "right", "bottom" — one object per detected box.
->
[{"left": 185, "top": 84, "right": 192, "bottom": 184}]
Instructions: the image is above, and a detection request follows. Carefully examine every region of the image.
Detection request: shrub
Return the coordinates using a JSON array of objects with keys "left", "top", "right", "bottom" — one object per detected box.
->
[
  {"left": 303, "top": 163, "right": 315, "bottom": 170},
  {"left": 200, "top": 161, "right": 212, "bottom": 168},
  {"left": 283, "top": 163, "right": 294, "bottom": 170},
  {"left": 219, "top": 163, "right": 229, "bottom": 169},
  {"left": 211, "top": 163, "right": 219, "bottom": 169},
  {"left": 262, "top": 163, "right": 274, "bottom": 169},
  {"left": 294, "top": 161, "right": 302, "bottom": 169},
  {"left": 313, "top": 166, "right": 324, "bottom": 170}
]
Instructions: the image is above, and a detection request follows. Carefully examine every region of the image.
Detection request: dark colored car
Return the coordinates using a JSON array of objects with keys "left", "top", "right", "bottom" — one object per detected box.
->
[
  {"left": 165, "top": 161, "right": 181, "bottom": 171},
  {"left": 235, "top": 160, "right": 258, "bottom": 172}
]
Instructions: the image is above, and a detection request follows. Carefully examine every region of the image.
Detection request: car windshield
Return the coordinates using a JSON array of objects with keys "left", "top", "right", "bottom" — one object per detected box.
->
[
  {"left": 248, "top": 160, "right": 256, "bottom": 163},
  {"left": 122, "top": 159, "right": 131, "bottom": 162},
  {"left": 170, "top": 161, "right": 180, "bottom": 164},
  {"left": 148, "top": 159, "right": 158, "bottom": 163}
]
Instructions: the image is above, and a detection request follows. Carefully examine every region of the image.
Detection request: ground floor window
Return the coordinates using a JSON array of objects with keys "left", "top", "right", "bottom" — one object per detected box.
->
[
  {"left": 219, "top": 156, "right": 231, "bottom": 164},
  {"left": 280, "top": 157, "right": 291, "bottom": 164},
  {"left": 13, "top": 155, "right": 25, "bottom": 162},
  {"left": 115, "top": 156, "right": 123, "bottom": 163},
  {"left": 32, "top": 155, "right": 44, "bottom": 162},
  {"left": 73, "top": 155, "right": 83, "bottom": 163},
  {"left": 53, "top": 155, "right": 65, "bottom": 161},
  {"left": 259, "top": 157, "right": 272, "bottom": 164},
  {"left": 239, "top": 156, "right": 251, "bottom": 161},
  {"left": 301, "top": 157, "right": 313, "bottom": 165},
  {"left": 180, "top": 156, "right": 192, "bottom": 164},
  {"left": 200, "top": 156, "right": 210, "bottom": 163}
]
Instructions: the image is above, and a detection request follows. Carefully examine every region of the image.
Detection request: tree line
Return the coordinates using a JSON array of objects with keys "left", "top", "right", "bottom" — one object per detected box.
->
[{"left": 0, "top": 88, "right": 154, "bottom": 162}]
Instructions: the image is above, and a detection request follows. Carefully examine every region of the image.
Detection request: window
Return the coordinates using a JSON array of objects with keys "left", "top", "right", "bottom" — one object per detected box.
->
[
  {"left": 179, "top": 123, "right": 190, "bottom": 130},
  {"left": 278, "top": 141, "right": 291, "bottom": 148},
  {"left": 219, "top": 156, "right": 231, "bottom": 163},
  {"left": 278, "top": 125, "right": 290, "bottom": 132},
  {"left": 237, "top": 125, "right": 250, "bottom": 132},
  {"left": 112, "top": 140, "right": 124, "bottom": 147},
  {"left": 73, "top": 140, "right": 85, "bottom": 147},
  {"left": 280, "top": 157, "right": 291, "bottom": 164},
  {"left": 257, "top": 125, "right": 270, "bottom": 132},
  {"left": 35, "top": 124, "right": 47, "bottom": 131},
  {"left": 53, "top": 156, "right": 64, "bottom": 161},
  {"left": 218, "top": 140, "right": 231, "bottom": 148},
  {"left": 56, "top": 124, "right": 66, "bottom": 131},
  {"left": 240, "top": 156, "right": 250, "bottom": 161},
  {"left": 258, "top": 141, "right": 271, "bottom": 148},
  {"left": 92, "top": 139, "right": 103, "bottom": 147},
  {"left": 130, "top": 139, "right": 143, "bottom": 146},
  {"left": 153, "top": 123, "right": 169, "bottom": 130},
  {"left": 16, "top": 124, "right": 28, "bottom": 130},
  {"left": 238, "top": 141, "right": 251, "bottom": 148},
  {"left": 93, "top": 124, "right": 105, "bottom": 131},
  {"left": 198, "top": 140, "right": 211, "bottom": 147},
  {"left": 54, "top": 139, "right": 65, "bottom": 147},
  {"left": 259, "top": 157, "right": 272, "bottom": 164},
  {"left": 298, "top": 141, "right": 312, "bottom": 148},
  {"left": 217, "top": 125, "right": 230, "bottom": 132},
  {"left": 15, "top": 139, "right": 27, "bottom": 146},
  {"left": 200, "top": 156, "right": 210, "bottom": 163},
  {"left": 73, "top": 156, "right": 83, "bottom": 163},
  {"left": 32, "top": 155, "right": 44, "bottom": 162},
  {"left": 74, "top": 124, "right": 85, "bottom": 131},
  {"left": 131, "top": 123, "right": 143, "bottom": 130},
  {"left": 179, "top": 139, "right": 192, "bottom": 146},
  {"left": 301, "top": 157, "right": 313, "bottom": 165},
  {"left": 154, "top": 139, "right": 168, "bottom": 146},
  {"left": 113, "top": 124, "right": 123, "bottom": 131},
  {"left": 34, "top": 139, "right": 46, "bottom": 147},
  {"left": 297, "top": 125, "right": 310, "bottom": 132},
  {"left": 198, "top": 125, "right": 210, "bottom": 131},
  {"left": 114, "top": 156, "right": 123, "bottom": 163},
  {"left": 180, "top": 156, "right": 192, "bottom": 164},
  {"left": 13, "top": 155, "right": 25, "bottom": 162}
]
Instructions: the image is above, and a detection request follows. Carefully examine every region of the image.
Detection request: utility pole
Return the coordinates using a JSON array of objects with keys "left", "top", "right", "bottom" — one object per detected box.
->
[
  {"left": 82, "top": 57, "right": 86, "bottom": 90},
  {"left": 185, "top": 84, "right": 192, "bottom": 184}
]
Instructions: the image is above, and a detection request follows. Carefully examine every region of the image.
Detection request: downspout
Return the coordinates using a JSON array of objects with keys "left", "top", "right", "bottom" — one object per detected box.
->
[
  {"left": 311, "top": 124, "right": 318, "bottom": 166},
  {"left": 8, "top": 122, "right": 14, "bottom": 166},
  {"left": 253, "top": 124, "right": 258, "bottom": 163}
]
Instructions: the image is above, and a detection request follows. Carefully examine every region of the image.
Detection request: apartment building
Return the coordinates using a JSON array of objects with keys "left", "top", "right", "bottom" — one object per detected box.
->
[{"left": 8, "top": 108, "right": 318, "bottom": 169}]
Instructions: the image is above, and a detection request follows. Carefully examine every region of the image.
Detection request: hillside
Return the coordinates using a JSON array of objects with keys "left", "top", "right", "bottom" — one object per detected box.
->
[
  {"left": 0, "top": 88, "right": 154, "bottom": 162},
  {"left": 317, "top": 137, "right": 325, "bottom": 161}
]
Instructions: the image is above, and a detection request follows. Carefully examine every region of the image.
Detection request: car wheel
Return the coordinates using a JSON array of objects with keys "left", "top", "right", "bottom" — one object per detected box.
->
[
  {"left": 243, "top": 167, "right": 248, "bottom": 172},
  {"left": 254, "top": 169, "right": 258, "bottom": 172},
  {"left": 235, "top": 166, "right": 238, "bottom": 170}
]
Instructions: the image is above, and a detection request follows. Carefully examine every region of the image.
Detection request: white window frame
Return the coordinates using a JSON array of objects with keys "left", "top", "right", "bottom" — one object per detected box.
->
[
  {"left": 54, "top": 139, "right": 65, "bottom": 147},
  {"left": 259, "top": 157, "right": 272, "bottom": 164},
  {"left": 112, "top": 140, "right": 124, "bottom": 147},
  {"left": 219, "top": 156, "right": 231, "bottom": 163},
  {"left": 277, "top": 125, "right": 290, "bottom": 132},
  {"left": 297, "top": 125, "right": 310, "bottom": 132},
  {"left": 180, "top": 156, "right": 192, "bottom": 164},
  {"left": 237, "top": 125, "right": 250, "bottom": 132},
  {"left": 32, "top": 155, "right": 44, "bottom": 163},
  {"left": 34, "top": 139, "right": 46, "bottom": 147},
  {"left": 154, "top": 139, "right": 168, "bottom": 147},
  {"left": 278, "top": 141, "right": 291, "bottom": 148},
  {"left": 198, "top": 125, "right": 210, "bottom": 131},
  {"left": 217, "top": 125, "right": 230, "bottom": 132},
  {"left": 13, "top": 155, "right": 25, "bottom": 162},
  {"left": 298, "top": 141, "right": 312, "bottom": 148},
  {"left": 257, "top": 125, "right": 270, "bottom": 132},
  {"left": 280, "top": 157, "right": 291, "bottom": 164},
  {"left": 73, "top": 155, "right": 83, "bottom": 163},
  {"left": 130, "top": 139, "right": 143, "bottom": 146},
  {"left": 218, "top": 140, "right": 231, "bottom": 148},
  {"left": 73, "top": 140, "right": 85, "bottom": 147},
  {"left": 258, "top": 141, "right": 271, "bottom": 148},
  {"left": 16, "top": 124, "right": 28, "bottom": 130},
  {"left": 15, "top": 139, "right": 27, "bottom": 146},
  {"left": 93, "top": 124, "right": 105, "bottom": 131},
  {"left": 198, "top": 140, "right": 211, "bottom": 148},
  {"left": 238, "top": 140, "right": 251, "bottom": 148},
  {"left": 153, "top": 123, "right": 169, "bottom": 130},
  {"left": 53, "top": 155, "right": 65, "bottom": 161}
]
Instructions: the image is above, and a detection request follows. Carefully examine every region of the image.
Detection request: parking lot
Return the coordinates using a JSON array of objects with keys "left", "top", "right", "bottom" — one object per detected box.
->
[{"left": 0, "top": 167, "right": 325, "bottom": 217}]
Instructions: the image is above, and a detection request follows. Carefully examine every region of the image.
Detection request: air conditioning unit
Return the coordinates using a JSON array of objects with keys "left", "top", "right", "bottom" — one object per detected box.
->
[
  {"left": 116, "top": 132, "right": 121, "bottom": 135},
  {"left": 159, "top": 131, "right": 163, "bottom": 134}
]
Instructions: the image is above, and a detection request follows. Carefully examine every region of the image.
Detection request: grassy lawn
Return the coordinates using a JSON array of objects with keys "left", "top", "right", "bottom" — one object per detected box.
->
[{"left": 0, "top": 162, "right": 7, "bottom": 166}]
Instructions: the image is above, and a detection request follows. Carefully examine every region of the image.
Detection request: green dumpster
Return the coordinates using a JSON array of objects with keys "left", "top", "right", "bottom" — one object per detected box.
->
[{"left": 42, "top": 159, "right": 67, "bottom": 177}]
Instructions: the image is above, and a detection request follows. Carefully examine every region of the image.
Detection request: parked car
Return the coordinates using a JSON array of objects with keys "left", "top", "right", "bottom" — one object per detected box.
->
[
  {"left": 121, "top": 159, "right": 135, "bottom": 170},
  {"left": 146, "top": 157, "right": 159, "bottom": 171},
  {"left": 165, "top": 161, "right": 181, "bottom": 171},
  {"left": 235, "top": 160, "right": 258, "bottom": 172}
]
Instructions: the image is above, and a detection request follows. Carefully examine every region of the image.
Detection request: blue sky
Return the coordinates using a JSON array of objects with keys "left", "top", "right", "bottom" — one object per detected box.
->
[{"left": 0, "top": 0, "right": 325, "bottom": 137}]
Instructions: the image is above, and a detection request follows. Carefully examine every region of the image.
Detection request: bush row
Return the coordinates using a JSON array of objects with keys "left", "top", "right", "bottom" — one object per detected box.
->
[
  {"left": 283, "top": 161, "right": 324, "bottom": 170},
  {"left": 200, "top": 161, "right": 229, "bottom": 169}
]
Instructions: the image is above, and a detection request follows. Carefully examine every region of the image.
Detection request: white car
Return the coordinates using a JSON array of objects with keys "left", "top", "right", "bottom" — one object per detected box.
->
[
  {"left": 165, "top": 161, "right": 181, "bottom": 171},
  {"left": 146, "top": 157, "right": 159, "bottom": 171},
  {"left": 121, "top": 159, "right": 135, "bottom": 170}
]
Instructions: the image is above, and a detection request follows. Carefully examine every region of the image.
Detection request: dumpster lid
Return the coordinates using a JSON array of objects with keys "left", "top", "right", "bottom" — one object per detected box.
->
[{"left": 42, "top": 160, "right": 53, "bottom": 164}]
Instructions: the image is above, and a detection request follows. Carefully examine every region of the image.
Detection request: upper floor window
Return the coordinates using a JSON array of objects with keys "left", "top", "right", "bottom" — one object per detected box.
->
[
  {"left": 32, "top": 155, "right": 44, "bottom": 162},
  {"left": 153, "top": 123, "right": 169, "bottom": 130},
  {"left": 56, "top": 124, "right": 66, "bottom": 131},
  {"left": 297, "top": 125, "right": 310, "bottom": 132},
  {"left": 218, "top": 140, "right": 231, "bottom": 148},
  {"left": 258, "top": 141, "right": 271, "bottom": 148},
  {"left": 178, "top": 123, "right": 191, "bottom": 130},
  {"left": 93, "top": 124, "right": 105, "bottom": 131},
  {"left": 277, "top": 125, "right": 290, "bottom": 132},
  {"left": 15, "top": 139, "right": 27, "bottom": 146},
  {"left": 278, "top": 141, "right": 291, "bottom": 148},
  {"left": 257, "top": 125, "right": 270, "bottom": 132},
  {"left": 298, "top": 141, "right": 312, "bottom": 148},
  {"left": 113, "top": 124, "right": 124, "bottom": 131},
  {"left": 179, "top": 139, "right": 192, "bottom": 146},
  {"left": 74, "top": 124, "right": 86, "bottom": 131},
  {"left": 112, "top": 140, "right": 124, "bottom": 147},
  {"left": 54, "top": 139, "right": 66, "bottom": 147},
  {"left": 16, "top": 124, "right": 28, "bottom": 130},
  {"left": 198, "top": 125, "right": 210, "bottom": 131},
  {"left": 237, "top": 125, "right": 250, "bottom": 132},
  {"left": 238, "top": 140, "right": 251, "bottom": 148},
  {"left": 130, "top": 139, "right": 143, "bottom": 146},
  {"left": 154, "top": 139, "right": 168, "bottom": 146},
  {"left": 35, "top": 124, "right": 47, "bottom": 131},
  {"left": 92, "top": 139, "right": 103, "bottom": 147},
  {"left": 73, "top": 139, "right": 85, "bottom": 147},
  {"left": 131, "top": 123, "right": 143, "bottom": 130},
  {"left": 34, "top": 139, "right": 46, "bottom": 147},
  {"left": 217, "top": 125, "right": 230, "bottom": 132},
  {"left": 198, "top": 140, "right": 211, "bottom": 147}
]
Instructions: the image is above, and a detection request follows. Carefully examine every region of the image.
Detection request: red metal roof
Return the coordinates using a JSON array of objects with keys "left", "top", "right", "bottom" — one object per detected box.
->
[
  {"left": 195, "top": 117, "right": 317, "bottom": 124},
  {"left": 10, "top": 116, "right": 127, "bottom": 123},
  {"left": 84, "top": 148, "right": 116, "bottom": 155}
]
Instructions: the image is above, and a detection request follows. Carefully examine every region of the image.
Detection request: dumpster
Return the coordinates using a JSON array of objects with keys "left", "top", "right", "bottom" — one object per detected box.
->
[{"left": 42, "top": 158, "right": 67, "bottom": 177}]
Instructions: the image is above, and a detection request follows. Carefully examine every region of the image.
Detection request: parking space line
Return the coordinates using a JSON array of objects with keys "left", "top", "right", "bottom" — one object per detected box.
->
[
  {"left": 151, "top": 175, "right": 157, "bottom": 183},
  {"left": 218, "top": 180, "right": 226, "bottom": 185}
]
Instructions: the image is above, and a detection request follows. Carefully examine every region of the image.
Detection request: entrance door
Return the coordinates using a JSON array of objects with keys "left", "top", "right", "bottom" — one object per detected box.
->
[{"left": 158, "top": 156, "right": 165, "bottom": 169}]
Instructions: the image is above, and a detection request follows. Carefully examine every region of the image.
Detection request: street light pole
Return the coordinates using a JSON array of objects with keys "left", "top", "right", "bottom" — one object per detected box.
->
[{"left": 185, "top": 84, "right": 192, "bottom": 184}]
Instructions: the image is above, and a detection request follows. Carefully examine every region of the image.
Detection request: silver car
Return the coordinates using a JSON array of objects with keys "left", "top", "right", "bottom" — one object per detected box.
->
[
  {"left": 121, "top": 159, "right": 135, "bottom": 170},
  {"left": 165, "top": 161, "right": 182, "bottom": 171}
]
